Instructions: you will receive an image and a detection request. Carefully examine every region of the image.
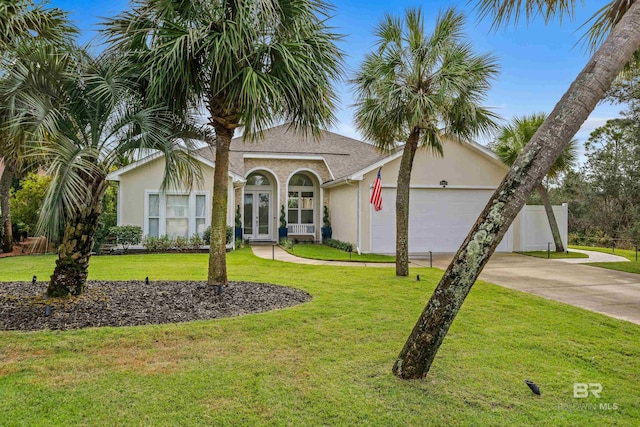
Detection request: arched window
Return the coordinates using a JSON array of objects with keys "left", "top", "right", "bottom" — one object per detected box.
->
[
  {"left": 288, "top": 173, "right": 315, "bottom": 226},
  {"left": 246, "top": 173, "right": 270, "bottom": 186}
]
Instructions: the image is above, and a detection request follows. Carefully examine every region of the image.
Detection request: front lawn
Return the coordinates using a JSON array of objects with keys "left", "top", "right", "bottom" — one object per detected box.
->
[
  {"left": 516, "top": 250, "right": 589, "bottom": 259},
  {"left": 1, "top": 250, "right": 638, "bottom": 425},
  {"left": 570, "top": 245, "right": 640, "bottom": 274},
  {"left": 284, "top": 243, "right": 395, "bottom": 262}
]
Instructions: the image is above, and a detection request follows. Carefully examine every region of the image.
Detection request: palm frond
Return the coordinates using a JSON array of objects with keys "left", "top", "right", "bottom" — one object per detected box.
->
[
  {"left": 352, "top": 6, "right": 500, "bottom": 151},
  {"left": 473, "top": 0, "right": 578, "bottom": 30}
]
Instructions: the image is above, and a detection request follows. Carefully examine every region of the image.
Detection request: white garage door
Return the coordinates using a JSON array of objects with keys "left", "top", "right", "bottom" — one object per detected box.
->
[{"left": 370, "top": 188, "right": 513, "bottom": 253}]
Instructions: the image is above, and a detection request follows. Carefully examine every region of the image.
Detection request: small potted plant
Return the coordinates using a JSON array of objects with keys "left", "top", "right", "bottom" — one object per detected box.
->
[
  {"left": 278, "top": 205, "right": 288, "bottom": 239},
  {"left": 234, "top": 204, "right": 243, "bottom": 240},
  {"left": 321, "top": 206, "right": 332, "bottom": 241}
]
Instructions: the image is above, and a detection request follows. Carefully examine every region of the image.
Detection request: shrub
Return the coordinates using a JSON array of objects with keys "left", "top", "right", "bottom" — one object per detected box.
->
[
  {"left": 189, "top": 233, "right": 204, "bottom": 250},
  {"left": 10, "top": 173, "right": 51, "bottom": 237},
  {"left": 280, "top": 205, "right": 287, "bottom": 228},
  {"left": 174, "top": 235, "right": 189, "bottom": 251},
  {"left": 323, "top": 206, "right": 331, "bottom": 228},
  {"left": 279, "top": 238, "right": 292, "bottom": 249},
  {"left": 142, "top": 236, "right": 161, "bottom": 252},
  {"left": 324, "top": 238, "right": 353, "bottom": 252},
  {"left": 235, "top": 205, "right": 242, "bottom": 228},
  {"left": 202, "top": 226, "right": 233, "bottom": 245},
  {"left": 109, "top": 225, "right": 142, "bottom": 251},
  {"left": 94, "top": 182, "right": 118, "bottom": 250}
]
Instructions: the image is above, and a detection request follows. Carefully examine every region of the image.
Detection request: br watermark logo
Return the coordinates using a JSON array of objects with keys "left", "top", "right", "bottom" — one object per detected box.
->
[
  {"left": 573, "top": 383, "right": 602, "bottom": 398},
  {"left": 558, "top": 383, "right": 619, "bottom": 411}
]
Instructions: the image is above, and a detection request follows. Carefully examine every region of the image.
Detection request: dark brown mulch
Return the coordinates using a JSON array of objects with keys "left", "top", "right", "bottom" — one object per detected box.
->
[{"left": 0, "top": 281, "right": 311, "bottom": 331}]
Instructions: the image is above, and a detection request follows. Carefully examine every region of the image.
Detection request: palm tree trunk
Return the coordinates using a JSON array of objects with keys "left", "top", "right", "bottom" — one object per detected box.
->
[
  {"left": 392, "top": 3, "right": 640, "bottom": 380},
  {"left": 396, "top": 127, "right": 420, "bottom": 276},
  {"left": 47, "top": 178, "right": 107, "bottom": 297},
  {"left": 0, "top": 158, "right": 16, "bottom": 254},
  {"left": 536, "top": 183, "right": 565, "bottom": 252},
  {"left": 208, "top": 125, "right": 233, "bottom": 292}
]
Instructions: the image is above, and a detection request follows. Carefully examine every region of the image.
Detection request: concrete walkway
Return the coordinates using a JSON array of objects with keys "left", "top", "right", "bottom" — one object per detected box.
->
[
  {"left": 558, "top": 248, "right": 629, "bottom": 263},
  {"left": 251, "top": 246, "right": 640, "bottom": 324},
  {"left": 251, "top": 244, "right": 396, "bottom": 267}
]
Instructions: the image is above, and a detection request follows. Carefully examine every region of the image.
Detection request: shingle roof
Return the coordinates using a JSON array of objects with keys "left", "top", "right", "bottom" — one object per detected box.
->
[{"left": 196, "top": 124, "right": 388, "bottom": 182}]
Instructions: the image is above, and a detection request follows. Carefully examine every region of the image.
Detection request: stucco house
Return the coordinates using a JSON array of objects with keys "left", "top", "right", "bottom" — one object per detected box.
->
[{"left": 107, "top": 124, "right": 567, "bottom": 253}]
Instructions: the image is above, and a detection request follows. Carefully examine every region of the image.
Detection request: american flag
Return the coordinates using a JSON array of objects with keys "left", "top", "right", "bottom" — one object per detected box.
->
[{"left": 370, "top": 168, "right": 382, "bottom": 211}]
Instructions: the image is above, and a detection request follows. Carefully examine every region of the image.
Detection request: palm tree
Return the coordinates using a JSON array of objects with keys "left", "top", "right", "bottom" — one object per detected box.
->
[
  {"left": 352, "top": 7, "right": 499, "bottom": 276},
  {"left": 393, "top": 1, "right": 640, "bottom": 379},
  {"left": 0, "top": 0, "right": 75, "bottom": 253},
  {"left": 104, "top": 0, "right": 343, "bottom": 292},
  {"left": 2, "top": 43, "right": 202, "bottom": 297},
  {"left": 492, "top": 113, "right": 577, "bottom": 252}
]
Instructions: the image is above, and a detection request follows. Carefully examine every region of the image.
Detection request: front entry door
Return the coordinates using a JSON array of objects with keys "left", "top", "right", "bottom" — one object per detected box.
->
[{"left": 243, "top": 191, "right": 271, "bottom": 240}]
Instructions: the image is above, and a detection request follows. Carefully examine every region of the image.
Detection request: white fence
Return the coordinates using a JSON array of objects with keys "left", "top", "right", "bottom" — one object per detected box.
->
[{"left": 516, "top": 203, "right": 568, "bottom": 251}]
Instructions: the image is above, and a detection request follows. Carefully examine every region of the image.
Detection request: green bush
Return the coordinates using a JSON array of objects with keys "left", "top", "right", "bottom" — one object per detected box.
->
[
  {"left": 94, "top": 183, "right": 118, "bottom": 250},
  {"left": 279, "top": 238, "right": 292, "bottom": 249},
  {"left": 235, "top": 205, "right": 242, "bottom": 228},
  {"left": 200, "top": 226, "right": 233, "bottom": 245},
  {"left": 109, "top": 225, "right": 142, "bottom": 251},
  {"left": 324, "top": 238, "right": 353, "bottom": 252},
  {"left": 174, "top": 235, "right": 190, "bottom": 251},
  {"left": 226, "top": 226, "right": 233, "bottom": 245},
  {"left": 189, "top": 233, "right": 204, "bottom": 250},
  {"left": 142, "top": 236, "right": 161, "bottom": 252},
  {"left": 10, "top": 173, "right": 51, "bottom": 236}
]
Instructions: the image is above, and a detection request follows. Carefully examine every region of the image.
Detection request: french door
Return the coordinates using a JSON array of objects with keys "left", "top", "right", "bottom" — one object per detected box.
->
[{"left": 243, "top": 191, "right": 271, "bottom": 240}]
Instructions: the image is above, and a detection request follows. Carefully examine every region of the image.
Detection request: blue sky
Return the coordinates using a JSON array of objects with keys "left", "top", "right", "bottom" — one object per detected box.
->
[{"left": 49, "top": 0, "right": 621, "bottom": 153}]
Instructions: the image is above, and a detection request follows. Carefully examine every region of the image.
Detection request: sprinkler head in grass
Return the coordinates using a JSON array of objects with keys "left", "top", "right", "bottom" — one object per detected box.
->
[
  {"left": 417, "top": 274, "right": 420, "bottom": 281},
  {"left": 44, "top": 305, "right": 51, "bottom": 317},
  {"left": 32, "top": 275, "right": 37, "bottom": 284},
  {"left": 524, "top": 379, "right": 541, "bottom": 395},
  {"left": 145, "top": 276, "right": 149, "bottom": 285}
]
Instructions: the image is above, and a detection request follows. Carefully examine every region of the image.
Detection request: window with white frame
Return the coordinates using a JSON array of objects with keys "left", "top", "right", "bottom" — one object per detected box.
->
[
  {"left": 288, "top": 173, "right": 315, "bottom": 225},
  {"left": 146, "top": 192, "right": 209, "bottom": 238}
]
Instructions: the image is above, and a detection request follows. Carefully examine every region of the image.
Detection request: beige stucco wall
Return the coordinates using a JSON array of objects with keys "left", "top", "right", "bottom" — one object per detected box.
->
[
  {"left": 116, "top": 156, "right": 234, "bottom": 231},
  {"left": 328, "top": 184, "right": 358, "bottom": 246},
  {"left": 358, "top": 141, "right": 508, "bottom": 252}
]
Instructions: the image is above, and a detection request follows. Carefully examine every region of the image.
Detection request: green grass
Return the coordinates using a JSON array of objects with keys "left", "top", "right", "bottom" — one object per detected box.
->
[
  {"left": 284, "top": 243, "right": 395, "bottom": 262},
  {"left": 516, "top": 251, "right": 589, "bottom": 259},
  {"left": 570, "top": 245, "right": 640, "bottom": 274},
  {"left": 1, "top": 250, "right": 639, "bottom": 425}
]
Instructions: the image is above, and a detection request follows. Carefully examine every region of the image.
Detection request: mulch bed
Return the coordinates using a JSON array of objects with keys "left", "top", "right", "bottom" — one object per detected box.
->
[{"left": 0, "top": 281, "right": 311, "bottom": 331}]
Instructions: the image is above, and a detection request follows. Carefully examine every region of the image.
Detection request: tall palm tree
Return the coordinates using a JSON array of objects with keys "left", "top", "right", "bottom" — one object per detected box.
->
[
  {"left": 2, "top": 43, "right": 202, "bottom": 296},
  {"left": 393, "top": 1, "right": 640, "bottom": 380},
  {"left": 104, "top": 0, "right": 343, "bottom": 292},
  {"left": 352, "top": 7, "right": 499, "bottom": 276},
  {"left": 492, "top": 113, "right": 578, "bottom": 252},
  {"left": 0, "top": 0, "right": 75, "bottom": 253}
]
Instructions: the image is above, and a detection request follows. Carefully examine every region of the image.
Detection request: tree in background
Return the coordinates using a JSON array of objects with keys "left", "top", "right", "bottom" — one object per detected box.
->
[
  {"left": 104, "top": 0, "right": 343, "bottom": 292},
  {"left": 582, "top": 118, "right": 639, "bottom": 240},
  {"left": 2, "top": 43, "right": 202, "bottom": 296},
  {"left": 553, "top": 72, "right": 640, "bottom": 246},
  {"left": 9, "top": 172, "right": 51, "bottom": 238},
  {"left": 0, "top": 0, "right": 75, "bottom": 253},
  {"left": 392, "top": 0, "right": 640, "bottom": 379},
  {"left": 490, "top": 113, "right": 577, "bottom": 252},
  {"left": 352, "top": 7, "right": 499, "bottom": 276}
]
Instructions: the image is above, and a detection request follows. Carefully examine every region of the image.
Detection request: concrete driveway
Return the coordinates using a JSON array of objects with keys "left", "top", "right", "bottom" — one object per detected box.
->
[
  {"left": 418, "top": 252, "right": 640, "bottom": 325},
  {"left": 252, "top": 245, "right": 640, "bottom": 324}
]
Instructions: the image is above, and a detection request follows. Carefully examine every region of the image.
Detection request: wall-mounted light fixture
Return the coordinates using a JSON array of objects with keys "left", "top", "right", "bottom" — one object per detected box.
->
[{"left": 439, "top": 180, "right": 448, "bottom": 188}]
